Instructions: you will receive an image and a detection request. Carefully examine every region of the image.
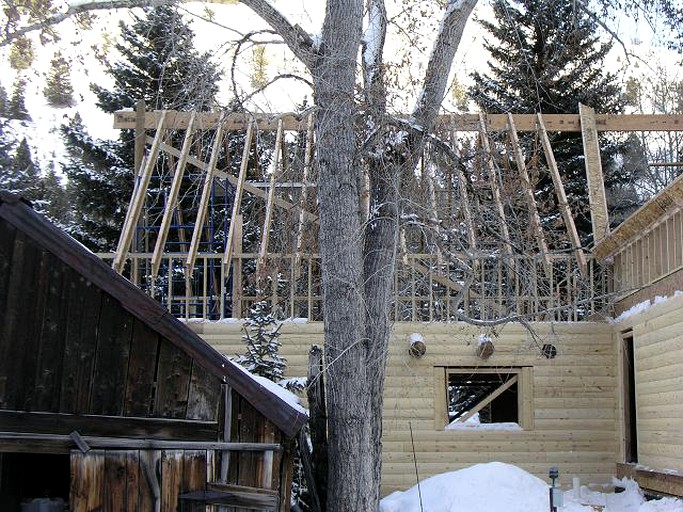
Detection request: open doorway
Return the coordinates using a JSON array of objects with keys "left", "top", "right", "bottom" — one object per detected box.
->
[
  {"left": 621, "top": 330, "right": 638, "bottom": 463},
  {"left": 0, "top": 452, "right": 70, "bottom": 511}
]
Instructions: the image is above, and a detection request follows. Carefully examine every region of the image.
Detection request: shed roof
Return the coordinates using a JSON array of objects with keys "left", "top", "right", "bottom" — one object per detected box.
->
[{"left": 0, "top": 191, "right": 307, "bottom": 438}]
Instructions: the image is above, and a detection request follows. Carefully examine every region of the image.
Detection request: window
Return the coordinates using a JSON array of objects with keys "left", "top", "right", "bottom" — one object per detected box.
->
[{"left": 436, "top": 367, "right": 533, "bottom": 430}]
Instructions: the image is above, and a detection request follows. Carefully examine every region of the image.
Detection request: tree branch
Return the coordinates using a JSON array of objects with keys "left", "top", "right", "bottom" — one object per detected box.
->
[
  {"left": 239, "top": 0, "right": 318, "bottom": 70},
  {"left": 412, "top": 0, "right": 478, "bottom": 130},
  {"left": 0, "top": 0, "right": 175, "bottom": 47}
]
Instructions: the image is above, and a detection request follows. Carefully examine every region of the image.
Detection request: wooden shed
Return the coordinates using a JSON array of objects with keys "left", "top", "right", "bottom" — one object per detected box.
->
[{"left": 0, "top": 191, "right": 308, "bottom": 511}]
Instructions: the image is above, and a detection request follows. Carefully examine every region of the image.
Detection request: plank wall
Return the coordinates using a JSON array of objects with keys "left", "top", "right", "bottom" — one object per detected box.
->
[
  {"left": 612, "top": 293, "right": 683, "bottom": 475},
  {"left": 187, "top": 319, "right": 618, "bottom": 495}
]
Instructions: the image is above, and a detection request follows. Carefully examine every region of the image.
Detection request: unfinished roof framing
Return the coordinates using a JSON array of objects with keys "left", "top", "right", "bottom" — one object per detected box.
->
[{"left": 109, "top": 108, "right": 683, "bottom": 322}]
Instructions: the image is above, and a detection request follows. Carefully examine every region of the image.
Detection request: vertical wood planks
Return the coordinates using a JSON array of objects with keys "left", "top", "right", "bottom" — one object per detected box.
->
[
  {"left": 154, "top": 339, "right": 193, "bottom": 419},
  {"left": 186, "top": 360, "right": 221, "bottom": 421},
  {"left": 90, "top": 294, "right": 134, "bottom": 416},
  {"left": 124, "top": 319, "right": 161, "bottom": 417},
  {"left": 0, "top": 232, "right": 45, "bottom": 409},
  {"left": 33, "top": 252, "right": 70, "bottom": 411},
  {"left": 71, "top": 450, "right": 105, "bottom": 512},
  {"left": 60, "top": 275, "right": 102, "bottom": 414}
]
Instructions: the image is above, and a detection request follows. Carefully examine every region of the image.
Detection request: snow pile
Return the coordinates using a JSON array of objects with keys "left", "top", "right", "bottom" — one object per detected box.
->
[
  {"left": 445, "top": 412, "right": 522, "bottom": 431},
  {"left": 379, "top": 462, "right": 683, "bottom": 512}
]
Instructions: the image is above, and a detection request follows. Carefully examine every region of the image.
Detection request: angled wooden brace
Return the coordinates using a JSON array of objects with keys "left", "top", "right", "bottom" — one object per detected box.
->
[
  {"left": 257, "top": 118, "right": 285, "bottom": 280},
  {"left": 579, "top": 103, "right": 610, "bottom": 245},
  {"left": 151, "top": 111, "right": 198, "bottom": 279},
  {"left": 478, "top": 114, "right": 512, "bottom": 255},
  {"left": 506, "top": 113, "right": 551, "bottom": 272},
  {"left": 113, "top": 110, "right": 168, "bottom": 273},
  {"left": 293, "top": 113, "right": 316, "bottom": 277},
  {"left": 536, "top": 113, "right": 587, "bottom": 276},
  {"left": 186, "top": 113, "right": 227, "bottom": 274},
  {"left": 222, "top": 122, "right": 255, "bottom": 277}
]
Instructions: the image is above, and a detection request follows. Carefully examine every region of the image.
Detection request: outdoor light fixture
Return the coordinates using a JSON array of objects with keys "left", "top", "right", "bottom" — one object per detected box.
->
[{"left": 548, "top": 466, "right": 563, "bottom": 512}]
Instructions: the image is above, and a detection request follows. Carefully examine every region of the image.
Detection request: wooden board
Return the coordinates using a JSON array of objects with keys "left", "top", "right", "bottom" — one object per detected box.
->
[
  {"left": 154, "top": 339, "right": 193, "bottom": 419},
  {"left": 90, "top": 294, "right": 134, "bottom": 415},
  {"left": 123, "top": 319, "right": 161, "bottom": 417},
  {"left": 114, "top": 111, "right": 683, "bottom": 133},
  {"left": 59, "top": 274, "right": 102, "bottom": 414}
]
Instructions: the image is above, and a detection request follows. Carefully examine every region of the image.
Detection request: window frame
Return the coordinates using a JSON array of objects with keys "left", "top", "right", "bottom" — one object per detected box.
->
[{"left": 435, "top": 366, "right": 534, "bottom": 431}]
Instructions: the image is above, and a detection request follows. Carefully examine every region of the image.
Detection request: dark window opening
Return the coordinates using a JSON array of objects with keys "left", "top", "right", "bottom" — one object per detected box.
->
[
  {"left": 448, "top": 371, "right": 518, "bottom": 424},
  {"left": 0, "top": 452, "right": 70, "bottom": 511}
]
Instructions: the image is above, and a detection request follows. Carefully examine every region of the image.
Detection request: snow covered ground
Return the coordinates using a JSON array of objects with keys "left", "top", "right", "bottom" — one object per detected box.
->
[{"left": 379, "top": 462, "right": 683, "bottom": 512}]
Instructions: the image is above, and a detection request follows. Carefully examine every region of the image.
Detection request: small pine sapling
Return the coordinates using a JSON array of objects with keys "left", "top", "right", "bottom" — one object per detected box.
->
[{"left": 235, "top": 300, "right": 287, "bottom": 382}]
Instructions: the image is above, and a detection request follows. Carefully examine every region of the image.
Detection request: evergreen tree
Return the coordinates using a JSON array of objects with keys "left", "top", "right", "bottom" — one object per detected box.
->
[
  {"left": 62, "top": 113, "right": 132, "bottom": 251},
  {"left": 469, "top": 0, "right": 633, "bottom": 244},
  {"left": 44, "top": 52, "right": 75, "bottom": 108},
  {"left": 9, "top": 78, "right": 31, "bottom": 121},
  {"left": 235, "top": 301, "right": 287, "bottom": 383},
  {"left": 0, "top": 83, "right": 9, "bottom": 117},
  {"left": 63, "top": 5, "right": 222, "bottom": 251},
  {"left": 92, "top": 4, "right": 221, "bottom": 113}
]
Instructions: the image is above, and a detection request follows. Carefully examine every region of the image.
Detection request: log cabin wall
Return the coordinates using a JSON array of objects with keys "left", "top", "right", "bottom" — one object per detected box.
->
[
  {"left": 188, "top": 319, "right": 618, "bottom": 496},
  {"left": 611, "top": 292, "right": 683, "bottom": 476}
]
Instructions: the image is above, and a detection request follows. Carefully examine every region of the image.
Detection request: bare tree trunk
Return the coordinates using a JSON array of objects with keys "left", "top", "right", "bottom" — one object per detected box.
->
[{"left": 312, "top": 2, "right": 374, "bottom": 511}]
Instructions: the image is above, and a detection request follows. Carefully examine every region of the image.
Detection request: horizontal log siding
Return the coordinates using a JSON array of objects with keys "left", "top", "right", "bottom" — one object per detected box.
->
[
  {"left": 186, "top": 320, "right": 618, "bottom": 495},
  {"left": 613, "top": 293, "right": 683, "bottom": 475}
]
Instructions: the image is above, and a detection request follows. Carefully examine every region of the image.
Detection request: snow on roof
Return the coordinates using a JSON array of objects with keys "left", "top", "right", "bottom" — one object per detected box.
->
[
  {"left": 379, "top": 462, "right": 683, "bottom": 512},
  {"left": 611, "top": 291, "right": 683, "bottom": 324},
  {"left": 229, "top": 359, "right": 308, "bottom": 417}
]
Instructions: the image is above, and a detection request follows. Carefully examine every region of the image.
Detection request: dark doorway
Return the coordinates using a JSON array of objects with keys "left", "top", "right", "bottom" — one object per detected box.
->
[
  {"left": 0, "top": 452, "right": 70, "bottom": 511},
  {"left": 622, "top": 331, "right": 638, "bottom": 463}
]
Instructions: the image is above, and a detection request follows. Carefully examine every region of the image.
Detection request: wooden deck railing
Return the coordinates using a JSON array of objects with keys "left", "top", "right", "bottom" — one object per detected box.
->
[{"left": 99, "top": 251, "right": 610, "bottom": 322}]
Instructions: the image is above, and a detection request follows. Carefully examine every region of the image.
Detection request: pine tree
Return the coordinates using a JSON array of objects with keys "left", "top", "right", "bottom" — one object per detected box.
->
[
  {"left": 235, "top": 301, "right": 287, "bottom": 382},
  {"left": 61, "top": 113, "right": 132, "bottom": 251},
  {"left": 64, "top": 5, "right": 222, "bottom": 251},
  {"left": 9, "top": 78, "right": 31, "bottom": 121},
  {"left": 44, "top": 52, "right": 75, "bottom": 108},
  {"left": 0, "top": 83, "right": 9, "bottom": 117},
  {"left": 92, "top": 5, "right": 221, "bottom": 113},
  {"left": 468, "top": 0, "right": 634, "bottom": 244}
]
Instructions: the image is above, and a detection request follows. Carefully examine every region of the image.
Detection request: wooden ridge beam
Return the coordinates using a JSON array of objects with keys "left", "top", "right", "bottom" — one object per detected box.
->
[
  {"left": 579, "top": 103, "right": 610, "bottom": 245},
  {"left": 115, "top": 110, "right": 683, "bottom": 132}
]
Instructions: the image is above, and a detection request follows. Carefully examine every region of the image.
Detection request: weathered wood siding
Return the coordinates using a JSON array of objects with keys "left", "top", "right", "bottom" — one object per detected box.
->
[
  {"left": 188, "top": 320, "right": 618, "bottom": 495},
  {"left": 0, "top": 220, "right": 222, "bottom": 433},
  {"left": 70, "top": 449, "right": 208, "bottom": 512},
  {"left": 613, "top": 293, "right": 683, "bottom": 475}
]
